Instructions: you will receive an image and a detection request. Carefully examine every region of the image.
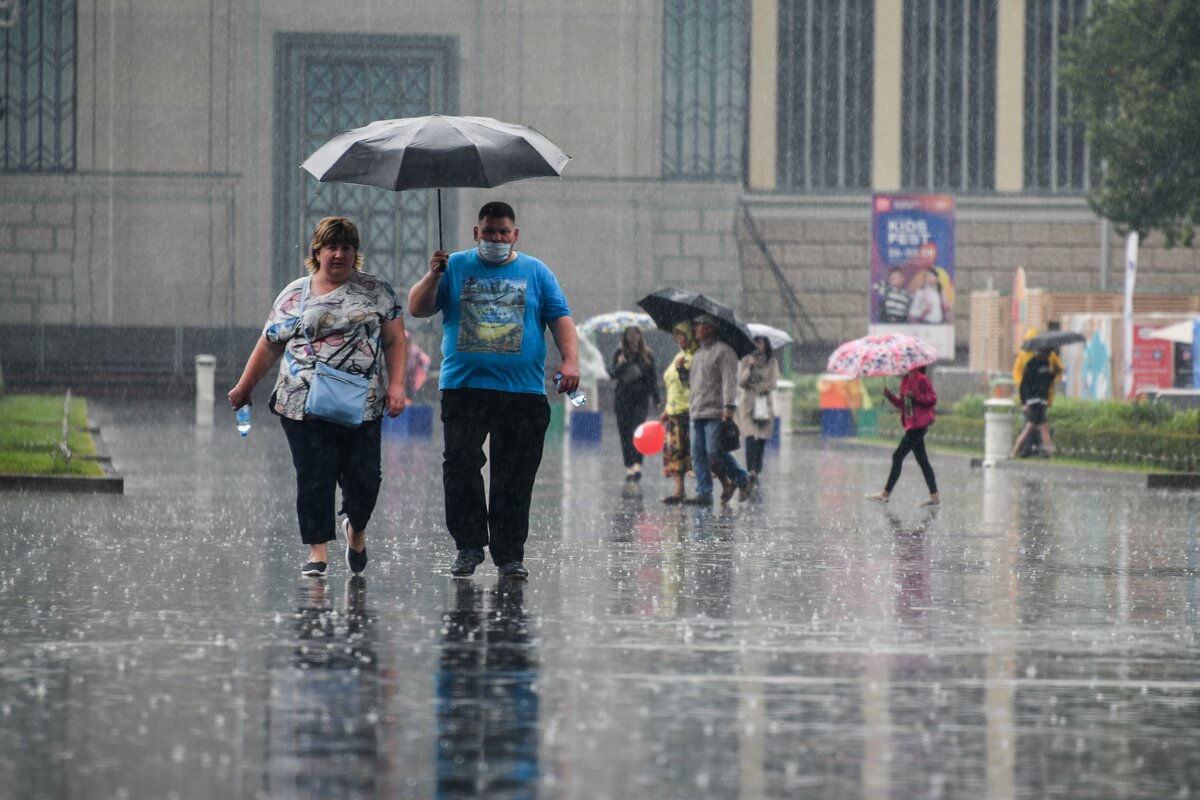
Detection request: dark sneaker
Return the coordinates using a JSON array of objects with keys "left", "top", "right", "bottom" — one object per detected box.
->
[
  {"left": 738, "top": 481, "right": 753, "bottom": 502},
  {"left": 344, "top": 518, "right": 367, "bottom": 574},
  {"left": 497, "top": 561, "right": 529, "bottom": 580},
  {"left": 301, "top": 561, "right": 327, "bottom": 578},
  {"left": 683, "top": 495, "right": 713, "bottom": 506},
  {"left": 719, "top": 481, "right": 736, "bottom": 506},
  {"left": 450, "top": 548, "right": 486, "bottom": 577}
]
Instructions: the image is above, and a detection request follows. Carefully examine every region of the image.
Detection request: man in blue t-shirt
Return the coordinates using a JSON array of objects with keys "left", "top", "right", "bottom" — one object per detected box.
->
[{"left": 409, "top": 201, "right": 580, "bottom": 580}]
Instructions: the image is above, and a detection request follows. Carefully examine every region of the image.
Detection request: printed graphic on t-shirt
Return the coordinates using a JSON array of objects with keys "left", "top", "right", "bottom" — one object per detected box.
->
[{"left": 459, "top": 276, "right": 526, "bottom": 353}]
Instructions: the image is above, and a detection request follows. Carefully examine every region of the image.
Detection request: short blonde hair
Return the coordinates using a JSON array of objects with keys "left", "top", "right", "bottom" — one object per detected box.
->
[{"left": 304, "top": 216, "right": 364, "bottom": 273}]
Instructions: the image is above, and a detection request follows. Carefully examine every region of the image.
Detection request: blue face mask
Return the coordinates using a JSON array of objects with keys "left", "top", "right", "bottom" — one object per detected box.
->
[{"left": 477, "top": 240, "right": 512, "bottom": 263}]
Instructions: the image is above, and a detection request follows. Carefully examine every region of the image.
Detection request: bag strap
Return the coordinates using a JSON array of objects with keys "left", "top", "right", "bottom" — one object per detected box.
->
[{"left": 299, "top": 276, "right": 382, "bottom": 378}]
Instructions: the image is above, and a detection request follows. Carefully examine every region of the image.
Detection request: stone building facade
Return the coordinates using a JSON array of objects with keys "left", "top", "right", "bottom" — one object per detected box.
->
[{"left": 1, "top": 0, "right": 1197, "bottom": 383}]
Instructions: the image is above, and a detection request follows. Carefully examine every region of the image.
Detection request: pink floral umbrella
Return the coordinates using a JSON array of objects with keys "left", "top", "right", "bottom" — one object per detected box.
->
[{"left": 826, "top": 333, "right": 938, "bottom": 377}]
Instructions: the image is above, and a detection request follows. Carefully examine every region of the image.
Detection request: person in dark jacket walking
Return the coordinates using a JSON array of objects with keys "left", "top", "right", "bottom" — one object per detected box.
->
[
  {"left": 608, "top": 326, "right": 661, "bottom": 481},
  {"left": 1010, "top": 348, "right": 1059, "bottom": 458},
  {"left": 865, "top": 365, "right": 940, "bottom": 507}
]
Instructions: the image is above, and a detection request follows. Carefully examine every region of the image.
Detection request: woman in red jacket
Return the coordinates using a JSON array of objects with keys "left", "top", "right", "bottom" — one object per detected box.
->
[{"left": 865, "top": 365, "right": 940, "bottom": 506}]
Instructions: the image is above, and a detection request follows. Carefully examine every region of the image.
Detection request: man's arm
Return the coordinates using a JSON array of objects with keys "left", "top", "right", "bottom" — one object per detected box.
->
[
  {"left": 549, "top": 316, "right": 580, "bottom": 394},
  {"left": 720, "top": 346, "right": 738, "bottom": 420},
  {"left": 408, "top": 250, "right": 447, "bottom": 318}
]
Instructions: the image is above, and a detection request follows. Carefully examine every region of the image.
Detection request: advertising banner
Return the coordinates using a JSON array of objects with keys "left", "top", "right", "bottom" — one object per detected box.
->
[
  {"left": 869, "top": 194, "right": 955, "bottom": 357},
  {"left": 1130, "top": 323, "right": 1174, "bottom": 395}
]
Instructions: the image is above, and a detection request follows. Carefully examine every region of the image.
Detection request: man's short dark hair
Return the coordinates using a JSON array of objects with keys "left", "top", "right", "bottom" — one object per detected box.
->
[{"left": 478, "top": 201, "right": 516, "bottom": 222}]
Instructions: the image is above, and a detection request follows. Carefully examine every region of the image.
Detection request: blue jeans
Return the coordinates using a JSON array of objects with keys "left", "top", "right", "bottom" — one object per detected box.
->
[{"left": 691, "top": 417, "right": 748, "bottom": 498}]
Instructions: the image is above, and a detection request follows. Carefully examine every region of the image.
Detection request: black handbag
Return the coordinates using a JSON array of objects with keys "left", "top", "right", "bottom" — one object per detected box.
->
[{"left": 718, "top": 417, "right": 741, "bottom": 451}]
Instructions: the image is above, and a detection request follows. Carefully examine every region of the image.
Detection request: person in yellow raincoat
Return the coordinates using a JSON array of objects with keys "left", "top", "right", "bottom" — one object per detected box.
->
[
  {"left": 659, "top": 321, "right": 698, "bottom": 504},
  {"left": 1012, "top": 328, "right": 1064, "bottom": 457}
]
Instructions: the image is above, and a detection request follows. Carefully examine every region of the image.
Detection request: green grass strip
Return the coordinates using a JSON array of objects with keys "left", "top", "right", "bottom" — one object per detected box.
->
[{"left": 0, "top": 394, "right": 103, "bottom": 477}]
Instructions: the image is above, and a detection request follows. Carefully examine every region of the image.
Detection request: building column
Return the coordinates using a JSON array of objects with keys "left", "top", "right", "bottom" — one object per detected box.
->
[
  {"left": 747, "top": 0, "right": 777, "bottom": 191},
  {"left": 871, "top": 0, "right": 903, "bottom": 191},
  {"left": 995, "top": 0, "right": 1026, "bottom": 192}
]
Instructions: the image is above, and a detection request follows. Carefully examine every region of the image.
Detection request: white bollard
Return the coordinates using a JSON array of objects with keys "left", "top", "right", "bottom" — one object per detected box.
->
[
  {"left": 195, "top": 354, "right": 216, "bottom": 428},
  {"left": 983, "top": 398, "right": 1015, "bottom": 467},
  {"left": 773, "top": 379, "right": 796, "bottom": 437}
]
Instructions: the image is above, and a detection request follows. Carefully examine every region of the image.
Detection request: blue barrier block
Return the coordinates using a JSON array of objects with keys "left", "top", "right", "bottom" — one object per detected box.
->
[
  {"left": 383, "top": 403, "right": 435, "bottom": 437},
  {"left": 569, "top": 410, "right": 603, "bottom": 445},
  {"left": 821, "top": 408, "right": 853, "bottom": 438}
]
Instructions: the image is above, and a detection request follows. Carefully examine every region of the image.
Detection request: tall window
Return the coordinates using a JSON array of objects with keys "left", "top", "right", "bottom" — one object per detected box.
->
[
  {"left": 901, "top": 0, "right": 996, "bottom": 191},
  {"left": 777, "top": 0, "right": 874, "bottom": 191},
  {"left": 662, "top": 0, "right": 748, "bottom": 179},
  {"left": 0, "top": 0, "right": 76, "bottom": 172},
  {"left": 1024, "top": 0, "right": 1090, "bottom": 193},
  {"left": 274, "top": 34, "right": 457, "bottom": 291}
]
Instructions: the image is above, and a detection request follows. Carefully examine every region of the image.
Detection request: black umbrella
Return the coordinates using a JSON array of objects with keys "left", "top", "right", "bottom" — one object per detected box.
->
[
  {"left": 1022, "top": 330, "right": 1086, "bottom": 351},
  {"left": 636, "top": 287, "right": 756, "bottom": 358},
  {"left": 301, "top": 115, "right": 571, "bottom": 249}
]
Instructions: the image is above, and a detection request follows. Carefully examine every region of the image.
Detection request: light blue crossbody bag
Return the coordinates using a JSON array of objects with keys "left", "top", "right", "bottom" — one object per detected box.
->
[{"left": 299, "top": 277, "right": 377, "bottom": 427}]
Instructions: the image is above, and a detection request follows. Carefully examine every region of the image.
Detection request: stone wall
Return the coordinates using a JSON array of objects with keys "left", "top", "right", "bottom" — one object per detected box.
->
[{"left": 737, "top": 195, "right": 1200, "bottom": 360}]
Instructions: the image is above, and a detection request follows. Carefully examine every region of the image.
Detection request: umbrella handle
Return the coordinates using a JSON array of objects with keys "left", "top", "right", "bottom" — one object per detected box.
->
[{"left": 437, "top": 188, "right": 443, "bottom": 251}]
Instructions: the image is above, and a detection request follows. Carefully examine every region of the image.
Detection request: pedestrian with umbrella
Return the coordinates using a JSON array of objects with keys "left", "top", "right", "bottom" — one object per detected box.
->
[
  {"left": 827, "top": 333, "right": 940, "bottom": 507},
  {"left": 1012, "top": 328, "right": 1066, "bottom": 457},
  {"left": 737, "top": 334, "right": 780, "bottom": 484},
  {"left": 408, "top": 200, "right": 580, "bottom": 580},
  {"left": 607, "top": 326, "right": 661, "bottom": 482},
  {"left": 304, "top": 114, "right": 576, "bottom": 580},
  {"left": 1010, "top": 342, "right": 1063, "bottom": 459},
  {"left": 688, "top": 313, "right": 753, "bottom": 506}
]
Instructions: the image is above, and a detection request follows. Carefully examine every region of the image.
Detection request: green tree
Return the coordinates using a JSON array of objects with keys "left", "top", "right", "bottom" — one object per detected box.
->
[{"left": 1060, "top": 0, "right": 1200, "bottom": 246}]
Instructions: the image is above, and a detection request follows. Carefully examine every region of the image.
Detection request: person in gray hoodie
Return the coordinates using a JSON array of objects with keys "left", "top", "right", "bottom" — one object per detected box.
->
[{"left": 685, "top": 314, "right": 752, "bottom": 506}]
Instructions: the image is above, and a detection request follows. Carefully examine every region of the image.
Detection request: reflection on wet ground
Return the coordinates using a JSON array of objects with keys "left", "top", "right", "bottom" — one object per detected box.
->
[{"left": 1, "top": 399, "right": 1199, "bottom": 798}]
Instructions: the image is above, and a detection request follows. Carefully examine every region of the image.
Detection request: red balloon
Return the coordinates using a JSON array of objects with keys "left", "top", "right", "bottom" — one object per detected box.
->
[{"left": 633, "top": 420, "right": 665, "bottom": 456}]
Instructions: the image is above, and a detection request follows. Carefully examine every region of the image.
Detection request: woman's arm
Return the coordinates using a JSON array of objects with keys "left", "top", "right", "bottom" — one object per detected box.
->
[
  {"left": 380, "top": 316, "right": 408, "bottom": 417},
  {"left": 647, "top": 354, "right": 661, "bottom": 406},
  {"left": 912, "top": 373, "right": 938, "bottom": 407},
  {"left": 228, "top": 336, "right": 284, "bottom": 409}
]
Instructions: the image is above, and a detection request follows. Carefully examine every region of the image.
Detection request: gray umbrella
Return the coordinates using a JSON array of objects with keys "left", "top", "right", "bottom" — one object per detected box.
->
[{"left": 301, "top": 114, "right": 571, "bottom": 247}]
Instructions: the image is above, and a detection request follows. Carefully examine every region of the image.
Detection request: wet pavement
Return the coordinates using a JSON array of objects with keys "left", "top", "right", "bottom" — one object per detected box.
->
[{"left": 2, "top": 398, "right": 1200, "bottom": 799}]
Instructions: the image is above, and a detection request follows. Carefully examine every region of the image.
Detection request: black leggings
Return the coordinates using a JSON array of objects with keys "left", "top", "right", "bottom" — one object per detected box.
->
[
  {"left": 885, "top": 426, "right": 938, "bottom": 494},
  {"left": 614, "top": 394, "right": 650, "bottom": 468}
]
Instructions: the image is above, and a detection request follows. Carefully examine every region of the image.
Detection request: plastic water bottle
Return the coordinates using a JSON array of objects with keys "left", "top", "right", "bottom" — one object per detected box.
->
[
  {"left": 555, "top": 373, "right": 587, "bottom": 408},
  {"left": 236, "top": 405, "right": 252, "bottom": 436}
]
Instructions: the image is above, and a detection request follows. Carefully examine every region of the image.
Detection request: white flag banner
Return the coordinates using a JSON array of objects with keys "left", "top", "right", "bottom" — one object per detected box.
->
[{"left": 1123, "top": 232, "right": 1139, "bottom": 398}]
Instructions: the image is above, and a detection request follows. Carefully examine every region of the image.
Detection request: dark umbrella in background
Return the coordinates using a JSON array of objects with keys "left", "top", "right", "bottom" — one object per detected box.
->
[
  {"left": 1022, "top": 331, "right": 1086, "bottom": 351},
  {"left": 301, "top": 115, "right": 571, "bottom": 248},
  {"left": 637, "top": 287, "right": 756, "bottom": 358}
]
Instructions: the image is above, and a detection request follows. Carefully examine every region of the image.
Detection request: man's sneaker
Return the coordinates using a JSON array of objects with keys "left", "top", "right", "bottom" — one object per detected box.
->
[
  {"left": 450, "top": 548, "right": 486, "bottom": 577},
  {"left": 344, "top": 518, "right": 367, "bottom": 574},
  {"left": 864, "top": 492, "right": 889, "bottom": 505},
  {"left": 738, "top": 481, "right": 753, "bottom": 502},
  {"left": 301, "top": 561, "right": 327, "bottom": 577},
  {"left": 497, "top": 561, "right": 529, "bottom": 580},
  {"left": 719, "top": 481, "right": 736, "bottom": 506}
]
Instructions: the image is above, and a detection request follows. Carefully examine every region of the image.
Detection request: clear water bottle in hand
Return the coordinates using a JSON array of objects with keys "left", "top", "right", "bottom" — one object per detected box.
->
[
  {"left": 236, "top": 405, "right": 252, "bottom": 436},
  {"left": 555, "top": 373, "right": 587, "bottom": 408}
]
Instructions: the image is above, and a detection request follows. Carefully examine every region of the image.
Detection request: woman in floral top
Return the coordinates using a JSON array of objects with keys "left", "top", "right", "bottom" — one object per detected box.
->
[{"left": 228, "top": 217, "right": 408, "bottom": 578}]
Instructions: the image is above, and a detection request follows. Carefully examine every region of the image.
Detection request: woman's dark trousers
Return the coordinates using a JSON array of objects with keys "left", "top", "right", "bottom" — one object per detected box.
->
[
  {"left": 441, "top": 389, "right": 551, "bottom": 566},
  {"left": 280, "top": 417, "right": 382, "bottom": 545},
  {"left": 885, "top": 426, "right": 938, "bottom": 494},
  {"left": 744, "top": 437, "right": 766, "bottom": 474},
  {"left": 614, "top": 393, "right": 650, "bottom": 468}
]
